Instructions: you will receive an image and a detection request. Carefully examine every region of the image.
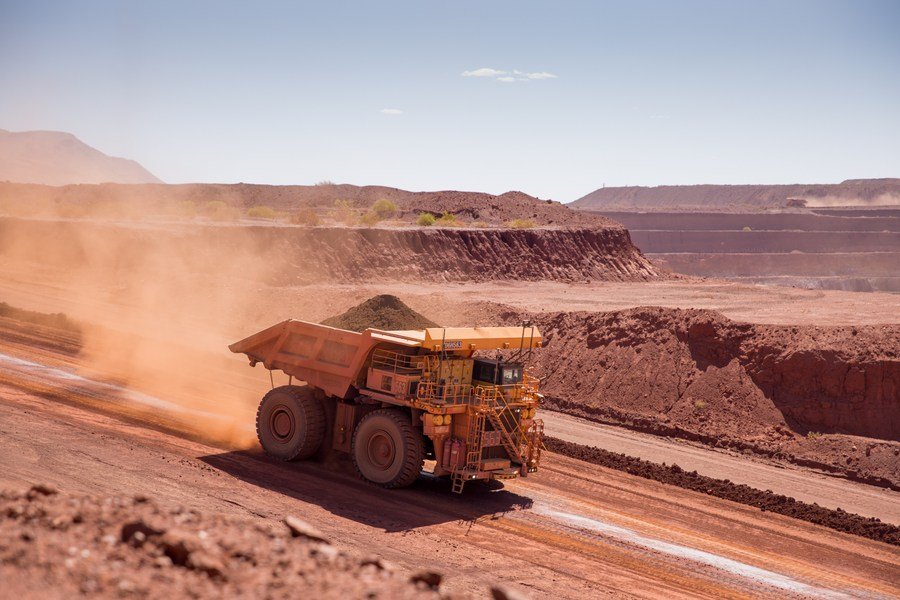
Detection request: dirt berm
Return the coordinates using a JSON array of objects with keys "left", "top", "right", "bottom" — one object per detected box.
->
[
  {"left": 0, "top": 218, "right": 663, "bottom": 283},
  {"left": 528, "top": 307, "right": 900, "bottom": 487}
]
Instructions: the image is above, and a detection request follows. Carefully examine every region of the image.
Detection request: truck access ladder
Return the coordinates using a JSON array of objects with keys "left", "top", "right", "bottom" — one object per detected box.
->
[
  {"left": 452, "top": 407, "right": 487, "bottom": 494},
  {"left": 478, "top": 387, "right": 526, "bottom": 466}
]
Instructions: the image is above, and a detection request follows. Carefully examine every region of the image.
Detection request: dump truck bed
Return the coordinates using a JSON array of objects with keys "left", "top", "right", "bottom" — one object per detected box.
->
[{"left": 229, "top": 320, "right": 542, "bottom": 400}]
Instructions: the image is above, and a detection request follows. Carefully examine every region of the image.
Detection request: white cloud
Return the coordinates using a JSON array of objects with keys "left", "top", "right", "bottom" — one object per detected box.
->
[
  {"left": 379, "top": 108, "right": 403, "bottom": 115},
  {"left": 461, "top": 67, "right": 507, "bottom": 77},
  {"left": 462, "top": 68, "right": 557, "bottom": 82},
  {"left": 525, "top": 71, "right": 557, "bottom": 80}
]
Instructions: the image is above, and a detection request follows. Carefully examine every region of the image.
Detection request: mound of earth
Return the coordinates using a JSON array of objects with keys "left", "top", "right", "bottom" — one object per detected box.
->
[
  {"left": 322, "top": 295, "right": 438, "bottom": 332},
  {"left": 528, "top": 307, "right": 900, "bottom": 487},
  {"left": 573, "top": 179, "right": 900, "bottom": 212},
  {"left": 0, "top": 485, "right": 449, "bottom": 599},
  {"left": 0, "top": 181, "right": 611, "bottom": 228}
]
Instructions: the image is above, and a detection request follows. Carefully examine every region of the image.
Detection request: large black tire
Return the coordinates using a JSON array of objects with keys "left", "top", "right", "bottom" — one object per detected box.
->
[
  {"left": 256, "top": 385, "right": 326, "bottom": 461},
  {"left": 351, "top": 408, "right": 423, "bottom": 488}
]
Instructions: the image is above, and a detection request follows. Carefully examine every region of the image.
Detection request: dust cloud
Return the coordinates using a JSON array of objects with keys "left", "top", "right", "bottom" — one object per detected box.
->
[
  {"left": 802, "top": 193, "right": 900, "bottom": 208},
  {"left": 0, "top": 216, "right": 294, "bottom": 447}
]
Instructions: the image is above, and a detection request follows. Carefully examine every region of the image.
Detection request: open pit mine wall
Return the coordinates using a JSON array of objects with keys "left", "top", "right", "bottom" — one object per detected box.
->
[
  {"left": 531, "top": 308, "right": 900, "bottom": 441},
  {"left": 0, "top": 219, "right": 662, "bottom": 283}
]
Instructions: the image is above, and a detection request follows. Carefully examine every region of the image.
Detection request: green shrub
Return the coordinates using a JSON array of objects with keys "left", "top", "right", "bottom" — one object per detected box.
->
[
  {"left": 203, "top": 200, "right": 240, "bottom": 221},
  {"left": 507, "top": 218, "right": 535, "bottom": 229},
  {"left": 247, "top": 205, "right": 278, "bottom": 219},
  {"left": 435, "top": 211, "right": 457, "bottom": 226},
  {"left": 204, "top": 200, "right": 228, "bottom": 212},
  {"left": 291, "top": 208, "right": 320, "bottom": 226},
  {"left": 372, "top": 198, "right": 398, "bottom": 219},
  {"left": 416, "top": 212, "right": 436, "bottom": 226},
  {"left": 359, "top": 211, "right": 382, "bottom": 226},
  {"left": 330, "top": 199, "right": 356, "bottom": 225}
]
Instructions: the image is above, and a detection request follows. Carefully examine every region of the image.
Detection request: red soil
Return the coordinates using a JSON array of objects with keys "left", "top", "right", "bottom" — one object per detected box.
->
[
  {"left": 0, "top": 485, "right": 445, "bottom": 599},
  {"left": 524, "top": 307, "right": 900, "bottom": 487},
  {"left": 544, "top": 437, "right": 900, "bottom": 545}
]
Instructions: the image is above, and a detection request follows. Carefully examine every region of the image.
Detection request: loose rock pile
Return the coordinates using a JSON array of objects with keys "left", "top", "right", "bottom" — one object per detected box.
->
[{"left": 0, "top": 485, "right": 454, "bottom": 599}]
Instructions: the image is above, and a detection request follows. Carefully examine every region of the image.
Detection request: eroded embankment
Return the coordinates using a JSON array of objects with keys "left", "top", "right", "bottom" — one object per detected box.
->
[
  {"left": 528, "top": 307, "right": 900, "bottom": 486},
  {"left": 0, "top": 218, "right": 662, "bottom": 283}
]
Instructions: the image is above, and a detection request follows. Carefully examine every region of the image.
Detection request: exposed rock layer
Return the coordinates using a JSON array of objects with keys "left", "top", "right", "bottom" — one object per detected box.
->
[
  {"left": 0, "top": 219, "right": 663, "bottom": 283},
  {"left": 532, "top": 307, "right": 899, "bottom": 441}
]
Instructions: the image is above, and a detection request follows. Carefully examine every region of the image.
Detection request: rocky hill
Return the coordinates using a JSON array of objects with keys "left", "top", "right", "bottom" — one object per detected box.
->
[
  {"left": 0, "top": 181, "right": 613, "bottom": 228},
  {"left": 0, "top": 129, "right": 161, "bottom": 185}
]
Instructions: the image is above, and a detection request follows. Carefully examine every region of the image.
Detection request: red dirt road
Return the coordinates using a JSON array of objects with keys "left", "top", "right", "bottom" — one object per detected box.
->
[
  {"left": 2, "top": 383, "right": 898, "bottom": 599},
  {"left": 541, "top": 411, "right": 900, "bottom": 524}
]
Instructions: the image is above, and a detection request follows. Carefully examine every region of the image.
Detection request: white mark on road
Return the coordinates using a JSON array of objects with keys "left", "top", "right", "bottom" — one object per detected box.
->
[
  {"left": 0, "top": 352, "right": 241, "bottom": 427},
  {"left": 533, "top": 503, "right": 853, "bottom": 599}
]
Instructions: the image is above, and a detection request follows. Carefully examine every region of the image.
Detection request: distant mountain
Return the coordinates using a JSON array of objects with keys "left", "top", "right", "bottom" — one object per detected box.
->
[
  {"left": 572, "top": 179, "right": 900, "bottom": 212},
  {"left": 0, "top": 129, "right": 161, "bottom": 185}
]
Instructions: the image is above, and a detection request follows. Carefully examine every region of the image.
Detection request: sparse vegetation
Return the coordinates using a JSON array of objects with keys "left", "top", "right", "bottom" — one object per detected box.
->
[
  {"left": 507, "top": 218, "right": 535, "bottom": 229},
  {"left": 372, "top": 198, "right": 398, "bottom": 219},
  {"left": 416, "top": 212, "right": 436, "bottom": 226},
  {"left": 359, "top": 211, "right": 382, "bottom": 226},
  {"left": 0, "top": 301, "right": 81, "bottom": 333},
  {"left": 330, "top": 199, "right": 356, "bottom": 225},
  {"left": 435, "top": 211, "right": 457, "bottom": 226},
  {"left": 742, "top": 226, "right": 752, "bottom": 232},
  {"left": 203, "top": 200, "right": 241, "bottom": 221},
  {"left": 175, "top": 200, "right": 197, "bottom": 217},
  {"left": 806, "top": 431, "right": 822, "bottom": 440},
  {"left": 291, "top": 208, "right": 320, "bottom": 226},
  {"left": 693, "top": 399, "right": 707, "bottom": 410},
  {"left": 204, "top": 200, "right": 227, "bottom": 212},
  {"left": 247, "top": 205, "right": 278, "bottom": 220},
  {"left": 315, "top": 180, "right": 336, "bottom": 186}
]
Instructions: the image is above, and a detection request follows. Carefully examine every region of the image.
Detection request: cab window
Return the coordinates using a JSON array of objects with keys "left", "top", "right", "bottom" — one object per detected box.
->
[{"left": 501, "top": 366, "right": 522, "bottom": 384}]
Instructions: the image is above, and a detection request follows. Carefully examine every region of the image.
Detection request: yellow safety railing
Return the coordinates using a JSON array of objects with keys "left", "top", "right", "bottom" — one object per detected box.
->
[{"left": 371, "top": 348, "right": 425, "bottom": 375}]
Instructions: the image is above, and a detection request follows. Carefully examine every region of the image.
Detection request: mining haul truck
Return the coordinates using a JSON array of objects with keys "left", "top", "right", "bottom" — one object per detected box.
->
[{"left": 230, "top": 320, "right": 544, "bottom": 493}]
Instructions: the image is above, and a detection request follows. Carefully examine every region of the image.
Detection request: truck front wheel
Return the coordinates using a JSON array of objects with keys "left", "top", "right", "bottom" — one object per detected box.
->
[
  {"left": 352, "top": 409, "right": 423, "bottom": 488},
  {"left": 256, "top": 385, "right": 325, "bottom": 461}
]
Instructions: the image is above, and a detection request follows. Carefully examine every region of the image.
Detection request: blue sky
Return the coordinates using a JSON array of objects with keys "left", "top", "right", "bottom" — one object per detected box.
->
[{"left": 1, "top": 0, "right": 898, "bottom": 201}]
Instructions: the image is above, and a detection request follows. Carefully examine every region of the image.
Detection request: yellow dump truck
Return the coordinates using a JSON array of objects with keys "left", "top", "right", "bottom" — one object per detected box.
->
[{"left": 230, "top": 321, "right": 543, "bottom": 493}]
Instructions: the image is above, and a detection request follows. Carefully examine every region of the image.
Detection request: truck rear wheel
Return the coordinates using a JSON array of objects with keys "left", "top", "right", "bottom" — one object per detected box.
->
[
  {"left": 352, "top": 409, "right": 423, "bottom": 488},
  {"left": 256, "top": 385, "right": 325, "bottom": 461}
]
